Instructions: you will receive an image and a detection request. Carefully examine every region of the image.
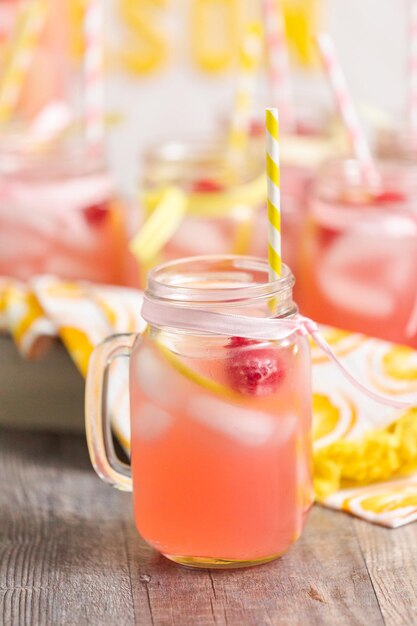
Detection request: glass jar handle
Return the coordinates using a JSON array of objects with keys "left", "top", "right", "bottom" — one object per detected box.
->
[{"left": 85, "top": 333, "right": 138, "bottom": 492}]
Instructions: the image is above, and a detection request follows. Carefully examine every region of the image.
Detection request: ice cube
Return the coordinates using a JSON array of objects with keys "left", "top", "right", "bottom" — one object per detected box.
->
[
  {"left": 134, "top": 346, "right": 182, "bottom": 409},
  {"left": 319, "top": 235, "right": 414, "bottom": 318},
  {"left": 135, "top": 401, "right": 172, "bottom": 441},
  {"left": 170, "top": 219, "right": 229, "bottom": 255},
  {"left": 188, "top": 396, "right": 282, "bottom": 446}
]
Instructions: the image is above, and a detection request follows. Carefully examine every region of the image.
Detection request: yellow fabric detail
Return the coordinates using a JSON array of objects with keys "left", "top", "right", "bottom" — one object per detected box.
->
[
  {"left": 60, "top": 327, "right": 94, "bottom": 377},
  {"left": 314, "top": 408, "right": 417, "bottom": 500},
  {"left": 12, "top": 292, "right": 44, "bottom": 345}
]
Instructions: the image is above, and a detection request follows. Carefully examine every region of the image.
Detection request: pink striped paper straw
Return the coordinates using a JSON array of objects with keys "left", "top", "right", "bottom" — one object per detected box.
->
[
  {"left": 409, "top": 0, "right": 417, "bottom": 138},
  {"left": 262, "top": 0, "right": 295, "bottom": 131},
  {"left": 317, "top": 33, "right": 380, "bottom": 185},
  {"left": 83, "top": 0, "right": 105, "bottom": 155}
]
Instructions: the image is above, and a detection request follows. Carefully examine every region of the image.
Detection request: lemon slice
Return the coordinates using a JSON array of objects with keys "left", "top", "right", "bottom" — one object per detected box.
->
[
  {"left": 130, "top": 186, "right": 188, "bottom": 263},
  {"left": 187, "top": 174, "right": 266, "bottom": 217},
  {"left": 154, "top": 340, "right": 240, "bottom": 400}
]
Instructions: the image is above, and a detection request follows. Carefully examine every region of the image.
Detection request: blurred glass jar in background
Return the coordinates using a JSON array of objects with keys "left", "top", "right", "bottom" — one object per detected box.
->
[
  {"left": 246, "top": 109, "right": 347, "bottom": 278},
  {"left": 296, "top": 158, "right": 417, "bottom": 348},
  {"left": 375, "top": 124, "right": 417, "bottom": 163},
  {"left": 0, "top": 138, "right": 134, "bottom": 285},
  {"left": 137, "top": 139, "right": 266, "bottom": 285}
]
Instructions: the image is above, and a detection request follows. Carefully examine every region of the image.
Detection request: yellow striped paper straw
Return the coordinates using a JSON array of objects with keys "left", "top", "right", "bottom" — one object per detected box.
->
[
  {"left": 266, "top": 107, "right": 281, "bottom": 280},
  {"left": 0, "top": 0, "right": 48, "bottom": 124},
  {"left": 228, "top": 21, "right": 263, "bottom": 167}
]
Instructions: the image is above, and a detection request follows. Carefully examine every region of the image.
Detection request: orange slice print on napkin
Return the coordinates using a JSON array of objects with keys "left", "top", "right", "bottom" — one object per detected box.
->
[
  {"left": 367, "top": 343, "right": 417, "bottom": 396},
  {"left": 310, "top": 327, "right": 365, "bottom": 364},
  {"left": 313, "top": 391, "right": 356, "bottom": 449},
  {"left": 342, "top": 482, "right": 417, "bottom": 526},
  {"left": 60, "top": 327, "right": 94, "bottom": 377}
]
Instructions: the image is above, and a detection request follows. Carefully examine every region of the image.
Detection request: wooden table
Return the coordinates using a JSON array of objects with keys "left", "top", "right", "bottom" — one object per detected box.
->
[{"left": 1, "top": 428, "right": 417, "bottom": 626}]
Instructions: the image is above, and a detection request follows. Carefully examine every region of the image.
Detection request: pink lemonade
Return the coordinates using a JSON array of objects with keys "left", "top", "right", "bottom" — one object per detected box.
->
[
  {"left": 0, "top": 144, "right": 134, "bottom": 285},
  {"left": 129, "top": 257, "right": 313, "bottom": 567},
  {"left": 0, "top": 1, "right": 16, "bottom": 45},
  {"left": 297, "top": 159, "right": 417, "bottom": 348},
  {"left": 138, "top": 141, "right": 265, "bottom": 284}
]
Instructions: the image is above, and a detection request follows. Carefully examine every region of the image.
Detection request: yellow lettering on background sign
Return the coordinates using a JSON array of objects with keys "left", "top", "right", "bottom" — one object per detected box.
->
[
  {"left": 282, "top": 0, "right": 321, "bottom": 67},
  {"left": 69, "top": 0, "right": 85, "bottom": 60},
  {"left": 191, "top": 0, "right": 239, "bottom": 73},
  {"left": 118, "top": 0, "right": 167, "bottom": 75}
]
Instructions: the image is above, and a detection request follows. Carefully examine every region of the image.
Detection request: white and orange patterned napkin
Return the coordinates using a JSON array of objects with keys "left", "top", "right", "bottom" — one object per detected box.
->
[
  {"left": 311, "top": 329, "right": 417, "bottom": 527},
  {"left": 1, "top": 277, "right": 417, "bottom": 528}
]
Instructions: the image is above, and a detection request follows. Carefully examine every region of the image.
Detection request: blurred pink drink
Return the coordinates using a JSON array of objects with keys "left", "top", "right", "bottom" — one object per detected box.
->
[
  {"left": 0, "top": 145, "right": 131, "bottom": 285},
  {"left": 0, "top": 0, "right": 16, "bottom": 44},
  {"left": 138, "top": 141, "right": 265, "bottom": 284},
  {"left": 18, "top": 0, "right": 72, "bottom": 120},
  {"left": 247, "top": 113, "right": 345, "bottom": 277},
  {"left": 297, "top": 158, "right": 417, "bottom": 348}
]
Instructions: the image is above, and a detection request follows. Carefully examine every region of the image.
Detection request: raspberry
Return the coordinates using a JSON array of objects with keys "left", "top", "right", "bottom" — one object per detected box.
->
[
  {"left": 191, "top": 178, "right": 225, "bottom": 193},
  {"left": 84, "top": 202, "right": 109, "bottom": 226},
  {"left": 295, "top": 121, "right": 319, "bottom": 137},
  {"left": 249, "top": 120, "right": 264, "bottom": 137},
  {"left": 374, "top": 190, "right": 406, "bottom": 204},
  {"left": 227, "top": 337, "right": 285, "bottom": 396}
]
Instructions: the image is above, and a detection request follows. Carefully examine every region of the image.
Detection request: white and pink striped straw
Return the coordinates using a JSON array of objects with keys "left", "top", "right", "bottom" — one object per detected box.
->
[
  {"left": 83, "top": 0, "right": 105, "bottom": 156},
  {"left": 409, "top": 0, "right": 417, "bottom": 138},
  {"left": 317, "top": 33, "right": 380, "bottom": 186},
  {"left": 262, "top": 0, "right": 295, "bottom": 131}
]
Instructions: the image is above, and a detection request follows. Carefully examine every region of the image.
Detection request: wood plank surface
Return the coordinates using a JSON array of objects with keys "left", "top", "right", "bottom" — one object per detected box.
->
[
  {"left": 0, "top": 428, "right": 415, "bottom": 626},
  {"left": 354, "top": 517, "right": 417, "bottom": 625}
]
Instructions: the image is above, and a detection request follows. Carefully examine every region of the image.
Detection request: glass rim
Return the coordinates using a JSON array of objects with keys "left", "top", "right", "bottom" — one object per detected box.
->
[
  {"left": 313, "top": 157, "right": 417, "bottom": 205},
  {"left": 315, "top": 156, "right": 416, "bottom": 189},
  {"left": 146, "top": 255, "right": 295, "bottom": 304},
  {"left": 310, "top": 157, "right": 417, "bottom": 236},
  {"left": 376, "top": 124, "right": 417, "bottom": 161},
  {"left": 0, "top": 131, "right": 108, "bottom": 178},
  {"left": 142, "top": 138, "right": 263, "bottom": 186}
]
